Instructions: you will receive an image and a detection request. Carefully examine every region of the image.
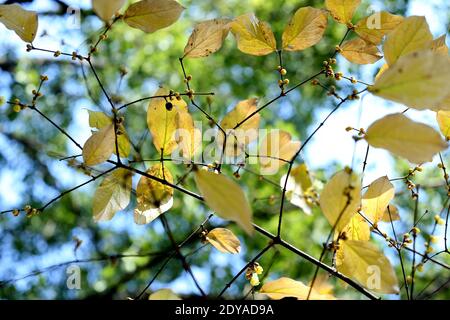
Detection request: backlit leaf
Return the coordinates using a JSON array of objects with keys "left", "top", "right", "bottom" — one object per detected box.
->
[
  {"left": 0, "top": 4, "right": 38, "bottom": 43},
  {"left": 124, "top": 0, "right": 184, "bottom": 33},
  {"left": 369, "top": 50, "right": 450, "bottom": 110},
  {"left": 230, "top": 13, "right": 277, "bottom": 56},
  {"left": 383, "top": 16, "right": 432, "bottom": 66},
  {"left": 319, "top": 169, "right": 361, "bottom": 232},
  {"left": 194, "top": 169, "right": 254, "bottom": 235},
  {"left": 336, "top": 240, "right": 399, "bottom": 294},
  {"left": 93, "top": 169, "right": 132, "bottom": 221},
  {"left": 148, "top": 289, "right": 181, "bottom": 300},
  {"left": 325, "top": 0, "right": 361, "bottom": 25},
  {"left": 92, "top": 0, "right": 125, "bottom": 22},
  {"left": 260, "top": 277, "right": 335, "bottom": 300},
  {"left": 82, "top": 124, "right": 115, "bottom": 166},
  {"left": 340, "top": 38, "right": 382, "bottom": 64},
  {"left": 361, "top": 176, "right": 395, "bottom": 224},
  {"left": 183, "top": 18, "right": 231, "bottom": 58},
  {"left": 355, "top": 11, "right": 403, "bottom": 45},
  {"left": 437, "top": 111, "right": 450, "bottom": 141},
  {"left": 380, "top": 205, "right": 400, "bottom": 223},
  {"left": 341, "top": 214, "right": 370, "bottom": 241},
  {"left": 282, "top": 7, "right": 328, "bottom": 51},
  {"left": 280, "top": 164, "right": 314, "bottom": 215},
  {"left": 206, "top": 228, "right": 241, "bottom": 254},
  {"left": 365, "top": 113, "right": 447, "bottom": 164},
  {"left": 431, "top": 35, "right": 449, "bottom": 56}
]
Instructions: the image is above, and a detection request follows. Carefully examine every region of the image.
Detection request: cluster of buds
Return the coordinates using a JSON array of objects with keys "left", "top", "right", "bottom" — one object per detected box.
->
[
  {"left": 434, "top": 214, "right": 445, "bottom": 225},
  {"left": 402, "top": 233, "right": 413, "bottom": 245},
  {"left": 276, "top": 66, "right": 289, "bottom": 89},
  {"left": 186, "top": 89, "right": 195, "bottom": 99},
  {"left": 245, "top": 262, "right": 264, "bottom": 287},
  {"left": 22, "top": 205, "right": 40, "bottom": 218},
  {"left": 12, "top": 98, "right": 25, "bottom": 113},
  {"left": 184, "top": 74, "right": 193, "bottom": 83},
  {"left": 323, "top": 58, "right": 337, "bottom": 78},
  {"left": 347, "top": 89, "right": 360, "bottom": 100}
]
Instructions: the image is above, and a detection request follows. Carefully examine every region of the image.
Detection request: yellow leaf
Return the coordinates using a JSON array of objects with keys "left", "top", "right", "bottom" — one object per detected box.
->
[
  {"left": 319, "top": 169, "right": 361, "bottom": 232},
  {"left": 340, "top": 38, "right": 382, "bottom": 65},
  {"left": 124, "top": 0, "right": 184, "bottom": 33},
  {"left": 437, "top": 110, "right": 450, "bottom": 140},
  {"left": 282, "top": 7, "right": 328, "bottom": 51},
  {"left": 93, "top": 169, "right": 132, "bottom": 222},
  {"left": 431, "top": 35, "right": 449, "bottom": 56},
  {"left": 325, "top": 0, "right": 361, "bottom": 25},
  {"left": 260, "top": 277, "right": 335, "bottom": 300},
  {"left": 434, "top": 95, "right": 450, "bottom": 112},
  {"left": 280, "top": 164, "right": 314, "bottom": 215},
  {"left": 0, "top": 4, "right": 38, "bottom": 43},
  {"left": 374, "top": 63, "right": 389, "bottom": 81},
  {"left": 147, "top": 88, "right": 188, "bottom": 155},
  {"left": 383, "top": 16, "right": 432, "bottom": 66},
  {"left": 194, "top": 169, "right": 254, "bottom": 235},
  {"left": 218, "top": 98, "right": 260, "bottom": 157},
  {"left": 365, "top": 113, "right": 447, "bottom": 164},
  {"left": 369, "top": 50, "right": 450, "bottom": 110},
  {"left": 87, "top": 110, "right": 130, "bottom": 158},
  {"left": 341, "top": 214, "right": 370, "bottom": 241},
  {"left": 206, "top": 228, "right": 241, "bottom": 254},
  {"left": 134, "top": 164, "right": 173, "bottom": 225},
  {"left": 259, "top": 130, "right": 301, "bottom": 175},
  {"left": 92, "top": 0, "right": 125, "bottom": 22},
  {"left": 336, "top": 240, "right": 399, "bottom": 294},
  {"left": 183, "top": 18, "right": 231, "bottom": 58},
  {"left": 148, "top": 289, "right": 181, "bottom": 300},
  {"left": 174, "top": 110, "right": 201, "bottom": 161},
  {"left": 82, "top": 124, "right": 115, "bottom": 166},
  {"left": 231, "top": 13, "right": 277, "bottom": 56},
  {"left": 361, "top": 176, "right": 395, "bottom": 224},
  {"left": 355, "top": 11, "right": 403, "bottom": 45},
  {"left": 380, "top": 205, "right": 400, "bottom": 223}
]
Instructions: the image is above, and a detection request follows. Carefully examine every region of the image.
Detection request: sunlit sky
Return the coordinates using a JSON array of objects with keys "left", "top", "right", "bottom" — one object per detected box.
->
[{"left": 0, "top": 0, "right": 449, "bottom": 297}]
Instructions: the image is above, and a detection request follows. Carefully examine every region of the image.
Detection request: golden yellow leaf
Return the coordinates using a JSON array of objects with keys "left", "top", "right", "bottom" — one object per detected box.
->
[
  {"left": 374, "top": 63, "right": 389, "bottom": 81},
  {"left": 362, "top": 176, "right": 395, "bottom": 224},
  {"left": 383, "top": 16, "right": 432, "bottom": 66},
  {"left": 194, "top": 169, "right": 254, "bottom": 235},
  {"left": 280, "top": 164, "right": 314, "bottom": 215},
  {"left": 319, "top": 169, "right": 361, "bottom": 233},
  {"left": 148, "top": 289, "right": 181, "bottom": 300},
  {"left": 325, "top": 0, "right": 361, "bottom": 25},
  {"left": 218, "top": 98, "right": 260, "bottom": 157},
  {"left": 173, "top": 110, "right": 201, "bottom": 161},
  {"left": 87, "top": 110, "right": 130, "bottom": 158},
  {"left": 341, "top": 214, "right": 370, "bottom": 241},
  {"left": 260, "top": 277, "right": 335, "bottom": 300},
  {"left": 369, "top": 50, "right": 450, "bottom": 110},
  {"left": 124, "top": 0, "right": 184, "bottom": 33},
  {"left": 380, "top": 205, "right": 400, "bottom": 223},
  {"left": 340, "top": 38, "right": 382, "bottom": 64},
  {"left": 206, "top": 228, "right": 241, "bottom": 254},
  {"left": 259, "top": 130, "right": 301, "bottom": 175},
  {"left": 92, "top": 0, "right": 125, "bottom": 22},
  {"left": 355, "top": 11, "right": 403, "bottom": 45},
  {"left": 0, "top": 4, "right": 38, "bottom": 43},
  {"left": 230, "top": 13, "right": 277, "bottom": 56},
  {"left": 93, "top": 169, "right": 132, "bottom": 222},
  {"left": 134, "top": 164, "right": 173, "bottom": 225},
  {"left": 282, "top": 7, "right": 328, "bottom": 51},
  {"left": 183, "top": 18, "right": 231, "bottom": 58},
  {"left": 336, "top": 240, "right": 399, "bottom": 294},
  {"left": 82, "top": 124, "right": 115, "bottom": 166},
  {"left": 434, "top": 95, "right": 450, "bottom": 112},
  {"left": 365, "top": 113, "right": 447, "bottom": 164},
  {"left": 437, "top": 110, "right": 450, "bottom": 141},
  {"left": 147, "top": 88, "right": 188, "bottom": 155},
  {"left": 431, "top": 35, "right": 449, "bottom": 56}
]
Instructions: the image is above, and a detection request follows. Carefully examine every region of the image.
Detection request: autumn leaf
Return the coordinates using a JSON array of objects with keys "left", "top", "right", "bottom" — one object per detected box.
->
[
  {"left": 319, "top": 169, "right": 361, "bottom": 232},
  {"left": 431, "top": 35, "right": 449, "bottom": 56},
  {"left": 383, "top": 16, "right": 432, "bottom": 66},
  {"left": 336, "top": 240, "right": 399, "bottom": 294},
  {"left": 194, "top": 169, "right": 254, "bottom": 235},
  {"left": 339, "top": 38, "right": 382, "bottom": 65},
  {"left": 148, "top": 289, "right": 181, "bottom": 300},
  {"left": 369, "top": 50, "right": 450, "bottom": 110},
  {"left": 124, "top": 0, "right": 184, "bottom": 33},
  {"left": 437, "top": 111, "right": 450, "bottom": 141},
  {"left": 325, "top": 0, "right": 361, "bottom": 25},
  {"left": 174, "top": 110, "right": 202, "bottom": 161},
  {"left": 280, "top": 164, "right": 314, "bottom": 215},
  {"left": 365, "top": 113, "right": 447, "bottom": 164},
  {"left": 260, "top": 277, "right": 335, "bottom": 300},
  {"left": 92, "top": 0, "right": 125, "bottom": 22},
  {"left": 183, "top": 19, "right": 231, "bottom": 58},
  {"left": 361, "top": 176, "right": 395, "bottom": 224},
  {"left": 82, "top": 124, "right": 116, "bottom": 166},
  {"left": 341, "top": 214, "right": 370, "bottom": 241},
  {"left": 354, "top": 11, "right": 403, "bottom": 45},
  {"left": 230, "top": 13, "right": 277, "bottom": 56},
  {"left": 134, "top": 164, "right": 174, "bottom": 225},
  {"left": 259, "top": 130, "right": 301, "bottom": 175},
  {"left": 282, "top": 7, "right": 328, "bottom": 51},
  {"left": 93, "top": 169, "right": 132, "bottom": 222},
  {"left": 0, "top": 4, "right": 38, "bottom": 43},
  {"left": 380, "top": 205, "right": 400, "bottom": 223},
  {"left": 206, "top": 228, "right": 241, "bottom": 254}
]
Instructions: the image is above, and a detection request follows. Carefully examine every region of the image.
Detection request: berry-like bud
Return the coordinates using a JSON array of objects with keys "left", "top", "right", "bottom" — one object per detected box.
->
[
  {"left": 165, "top": 101, "right": 173, "bottom": 111},
  {"left": 280, "top": 68, "right": 287, "bottom": 76},
  {"left": 54, "top": 50, "right": 61, "bottom": 57}
]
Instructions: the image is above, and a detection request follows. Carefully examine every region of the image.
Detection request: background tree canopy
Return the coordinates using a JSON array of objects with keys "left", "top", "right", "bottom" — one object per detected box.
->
[{"left": 0, "top": 0, "right": 450, "bottom": 300}]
